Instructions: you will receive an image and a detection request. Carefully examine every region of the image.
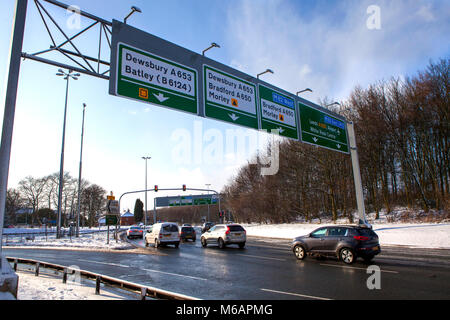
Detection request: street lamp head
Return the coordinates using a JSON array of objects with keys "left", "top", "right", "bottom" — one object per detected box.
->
[
  {"left": 296, "top": 88, "right": 313, "bottom": 96},
  {"left": 202, "top": 42, "right": 221, "bottom": 56},
  {"left": 257, "top": 69, "right": 274, "bottom": 79},
  {"left": 124, "top": 5, "right": 142, "bottom": 23},
  {"left": 325, "top": 102, "right": 341, "bottom": 109},
  {"left": 131, "top": 6, "right": 142, "bottom": 13}
]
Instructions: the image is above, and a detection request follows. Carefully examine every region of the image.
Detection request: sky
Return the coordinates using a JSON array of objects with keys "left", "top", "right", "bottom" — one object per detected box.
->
[{"left": 0, "top": 0, "right": 449, "bottom": 215}]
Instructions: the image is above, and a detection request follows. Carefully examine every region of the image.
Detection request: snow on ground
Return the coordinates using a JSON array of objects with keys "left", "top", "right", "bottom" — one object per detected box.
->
[
  {"left": 2, "top": 227, "right": 133, "bottom": 250},
  {"left": 15, "top": 268, "right": 137, "bottom": 300}
]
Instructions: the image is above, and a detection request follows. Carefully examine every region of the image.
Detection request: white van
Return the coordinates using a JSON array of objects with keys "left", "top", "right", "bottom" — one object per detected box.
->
[{"left": 145, "top": 222, "right": 180, "bottom": 248}]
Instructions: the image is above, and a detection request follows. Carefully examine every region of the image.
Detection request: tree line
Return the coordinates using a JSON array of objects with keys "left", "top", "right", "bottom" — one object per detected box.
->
[
  {"left": 223, "top": 59, "right": 449, "bottom": 224},
  {"left": 5, "top": 172, "right": 107, "bottom": 227}
]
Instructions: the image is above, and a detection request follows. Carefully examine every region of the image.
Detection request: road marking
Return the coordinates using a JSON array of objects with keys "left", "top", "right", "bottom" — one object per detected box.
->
[
  {"left": 261, "top": 288, "right": 332, "bottom": 300},
  {"left": 237, "top": 254, "right": 286, "bottom": 261},
  {"left": 320, "top": 263, "right": 399, "bottom": 274},
  {"left": 142, "top": 268, "right": 207, "bottom": 281},
  {"left": 78, "top": 259, "right": 130, "bottom": 268}
]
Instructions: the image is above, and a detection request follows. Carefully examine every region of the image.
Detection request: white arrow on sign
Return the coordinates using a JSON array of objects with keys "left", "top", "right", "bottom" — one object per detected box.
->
[
  {"left": 229, "top": 113, "right": 239, "bottom": 121},
  {"left": 278, "top": 127, "right": 285, "bottom": 134},
  {"left": 153, "top": 93, "right": 169, "bottom": 103},
  {"left": 336, "top": 144, "right": 341, "bottom": 149},
  {"left": 312, "top": 137, "right": 318, "bottom": 143}
]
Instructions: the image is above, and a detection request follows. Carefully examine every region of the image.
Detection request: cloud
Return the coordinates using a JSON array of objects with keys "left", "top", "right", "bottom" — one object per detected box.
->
[{"left": 224, "top": 0, "right": 450, "bottom": 103}]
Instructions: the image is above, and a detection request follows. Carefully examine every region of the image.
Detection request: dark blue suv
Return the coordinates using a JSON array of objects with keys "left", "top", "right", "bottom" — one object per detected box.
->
[{"left": 291, "top": 225, "right": 381, "bottom": 264}]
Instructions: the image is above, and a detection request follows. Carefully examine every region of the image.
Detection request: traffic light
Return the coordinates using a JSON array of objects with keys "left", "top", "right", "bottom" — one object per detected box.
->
[
  {"left": 182, "top": 184, "right": 186, "bottom": 191},
  {"left": 154, "top": 185, "right": 158, "bottom": 192}
]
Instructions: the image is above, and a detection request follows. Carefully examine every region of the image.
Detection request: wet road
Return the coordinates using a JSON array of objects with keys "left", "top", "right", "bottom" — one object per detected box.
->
[{"left": 4, "top": 235, "right": 450, "bottom": 300}]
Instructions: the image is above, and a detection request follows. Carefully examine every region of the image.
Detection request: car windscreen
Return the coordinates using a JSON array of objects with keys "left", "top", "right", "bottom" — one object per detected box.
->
[
  {"left": 162, "top": 225, "right": 178, "bottom": 232},
  {"left": 228, "top": 225, "right": 245, "bottom": 232}
]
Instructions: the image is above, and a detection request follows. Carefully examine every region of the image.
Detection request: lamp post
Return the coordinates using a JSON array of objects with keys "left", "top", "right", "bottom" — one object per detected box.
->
[
  {"left": 142, "top": 156, "right": 151, "bottom": 226},
  {"left": 296, "top": 88, "right": 313, "bottom": 96},
  {"left": 326, "top": 102, "right": 340, "bottom": 109},
  {"left": 124, "top": 6, "right": 142, "bottom": 24},
  {"left": 56, "top": 69, "right": 80, "bottom": 238},
  {"left": 202, "top": 42, "right": 220, "bottom": 56},
  {"left": 257, "top": 69, "right": 274, "bottom": 79},
  {"left": 75, "top": 103, "right": 86, "bottom": 237}
]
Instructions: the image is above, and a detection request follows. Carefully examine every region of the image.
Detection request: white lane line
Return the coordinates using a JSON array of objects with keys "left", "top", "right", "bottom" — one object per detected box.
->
[
  {"left": 261, "top": 288, "right": 332, "bottom": 300},
  {"left": 237, "top": 254, "right": 286, "bottom": 262},
  {"left": 78, "top": 259, "right": 130, "bottom": 268},
  {"left": 320, "top": 263, "right": 399, "bottom": 274},
  {"left": 141, "top": 268, "right": 207, "bottom": 281}
]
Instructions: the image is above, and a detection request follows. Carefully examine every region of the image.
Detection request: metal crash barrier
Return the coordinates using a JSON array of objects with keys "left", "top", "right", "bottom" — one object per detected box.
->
[{"left": 7, "top": 257, "right": 199, "bottom": 300}]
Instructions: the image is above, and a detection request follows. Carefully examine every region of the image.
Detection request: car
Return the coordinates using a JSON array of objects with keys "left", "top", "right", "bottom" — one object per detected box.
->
[
  {"left": 201, "top": 224, "right": 246, "bottom": 249},
  {"left": 291, "top": 225, "right": 381, "bottom": 264},
  {"left": 126, "top": 226, "right": 144, "bottom": 239},
  {"left": 201, "top": 222, "right": 215, "bottom": 233},
  {"left": 145, "top": 222, "right": 180, "bottom": 248},
  {"left": 180, "top": 226, "right": 196, "bottom": 242}
]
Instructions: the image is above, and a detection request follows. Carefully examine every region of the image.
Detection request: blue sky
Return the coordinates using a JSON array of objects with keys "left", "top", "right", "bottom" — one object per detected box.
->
[{"left": 1, "top": 0, "right": 449, "bottom": 213}]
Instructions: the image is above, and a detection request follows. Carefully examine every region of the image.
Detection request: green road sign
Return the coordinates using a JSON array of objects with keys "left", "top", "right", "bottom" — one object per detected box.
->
[
  {"left": 105, "top": 215, "right": 118, "bottom": 226},
  {"left": 115, "top": 43, "right": 198, "bottom": 115},
  {"left": 258, "top": 84, "right": 298, "bottom": 140},
  {"left": 299, "top": 103, "right": 349, "bottom": 153},
  {"left": 204, "top": 65, "right": 258, "bottom": 129}
]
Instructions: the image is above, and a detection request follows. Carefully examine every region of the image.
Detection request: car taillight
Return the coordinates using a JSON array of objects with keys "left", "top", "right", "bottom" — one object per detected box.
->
[
  {"left": 225, "top": 227, "right": 230, "bottom": 235},
  {"left": 354, "top": 235, "right": 369, "bottom": 241}
]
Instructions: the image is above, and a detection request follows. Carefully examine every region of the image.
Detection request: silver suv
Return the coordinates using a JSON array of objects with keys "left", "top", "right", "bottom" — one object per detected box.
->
[{"left": 201, "top": 224, "right": 246, "bottom": 249}]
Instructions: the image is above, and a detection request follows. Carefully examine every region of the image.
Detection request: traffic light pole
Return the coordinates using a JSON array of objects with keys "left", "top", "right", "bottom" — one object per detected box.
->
[{"left": 118, "top": 187, "right": 221, "bottom": 225}]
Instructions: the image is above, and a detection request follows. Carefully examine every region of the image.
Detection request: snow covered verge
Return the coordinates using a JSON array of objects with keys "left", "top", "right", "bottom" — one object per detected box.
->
[
  {"left": 13, "top": 268, "right": 137, "bottom": 300},
  {"left": 2, "top": 228, "right": 133, "bottom": 251},
  {"left": 243, "top": 208, "right": 450, "bottom": 249}
]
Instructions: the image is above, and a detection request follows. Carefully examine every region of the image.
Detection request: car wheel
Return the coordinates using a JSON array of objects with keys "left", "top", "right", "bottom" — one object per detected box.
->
[
  {"left": 145, "top": 238, "right": 149, "bottom": 247},
  {"left": 218, "top": 238, "right": 226, "bottom": 249},
  {"left": 293, "top": 245, "right": 306, "bottom": 260},
  {"left": 201, "top": 237, "right": 207, "bottom": 247},
  {"left": 340, "top": 248, "right": 355, "bottom": 264},
  {"left": 174, "top": 242, "right": 179, "bottom": 248},
  {"left": 154, "top": 238, "right": 159, "bottom": 248},
  {"left": 192, "top": 238, "right": 196, "bottom": 242},
  {"left": 238, "top": 242, "right": 245, "bottom": 249}
]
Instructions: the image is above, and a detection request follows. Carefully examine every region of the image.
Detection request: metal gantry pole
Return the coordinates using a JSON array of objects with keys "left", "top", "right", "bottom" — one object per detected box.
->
[
  {"left": 347, "top": 121, "right": 370, "bottom": 227},
  {"left": 0, "top": 0, "right": 28, "bottom": 268},
  {"left": 76, "top": 103, "right": 86, "bottom": 237}
]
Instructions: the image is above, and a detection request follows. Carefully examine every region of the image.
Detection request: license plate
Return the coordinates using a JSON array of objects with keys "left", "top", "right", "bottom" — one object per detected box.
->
[
  {"left": 164, "top": 234, "right": 171, "bottom": 237},
  {"left": 234, "top": 233, "right": 241, "bottom": 236},
  {"left": 373, "top": 246, "right": 379, "bottom": 250}
]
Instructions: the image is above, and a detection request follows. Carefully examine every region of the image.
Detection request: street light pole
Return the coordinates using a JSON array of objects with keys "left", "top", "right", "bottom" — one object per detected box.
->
[
  {"left": 142, "top": 156, "right": 151, "bottom": 226},
  {"left": 76, "top": 103, "right": 86, "bottom": 237},
  {"left": 56, "top": 69, "right": 80, "bottom": 238}
]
